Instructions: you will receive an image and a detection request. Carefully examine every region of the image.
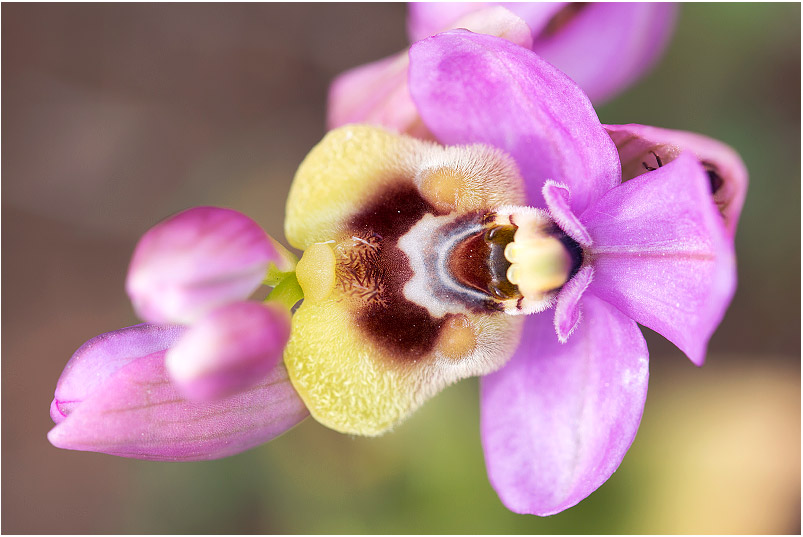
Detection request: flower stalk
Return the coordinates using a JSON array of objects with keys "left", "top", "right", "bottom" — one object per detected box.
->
[{"left": 266, "top": 273, "right": 304, "bottom": 311}]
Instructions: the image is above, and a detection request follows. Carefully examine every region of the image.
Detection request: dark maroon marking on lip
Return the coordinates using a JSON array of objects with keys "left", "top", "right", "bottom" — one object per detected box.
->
[
  {"left": 449, "top": 232, "right": 491, "bottom": 293},
  {"left": 448, "top": 222, "right": 518, "bottom": 306},
  {"left": 349, "top": 183, "right": 447, "bottom": 242},
  {"left": 437, "top": 212, "right": 503, "bottom": 312},
  {"left": 347, "top": 184, "right": 450, "bottom": 362}
]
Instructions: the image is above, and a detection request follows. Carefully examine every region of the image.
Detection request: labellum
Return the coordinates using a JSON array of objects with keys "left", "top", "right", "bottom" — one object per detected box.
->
[{"left": 284, "top": 125, "right": 580, "bottom": 435}]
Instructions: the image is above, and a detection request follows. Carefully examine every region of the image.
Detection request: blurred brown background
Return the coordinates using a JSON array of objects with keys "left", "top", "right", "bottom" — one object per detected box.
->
[{"left": 3, "top": 3, "right": 800, "bottom": 534}]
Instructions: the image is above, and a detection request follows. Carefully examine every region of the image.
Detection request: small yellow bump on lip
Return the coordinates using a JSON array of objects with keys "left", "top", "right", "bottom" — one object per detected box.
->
[
  {"left": 418, "top": 167, "right": 464, "bottom": 212},
  {"left": 295, "top": 242, "right": 336, "bottom": 303},
  {"left": 438, "top": 314, "right": 477, "bottom": 361}
]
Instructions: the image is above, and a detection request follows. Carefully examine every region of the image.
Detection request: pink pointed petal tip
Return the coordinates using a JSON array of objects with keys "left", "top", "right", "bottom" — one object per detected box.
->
[
  {"left": 409, "top": 30, "right": 620, "bottom": 213},
  {"left": 582, "top": 152, "right": 737, "bottom": 365},
  {"left": 481, "top": 296, "right": 649, "bottom": 515},
  {"left": 329, "top": 6, "right": 532, "bottom": 139},
  {"left": 554, "top": 265, "right": 594, "bottom": 343},
  {"left": 407, "top": 2, "right": 487, "bottom": 43},
  {"left": 166, "top": 301, "right": 291, "bottom": 401},
  {"left": 48, "top": 324, "right": 308, "bottom": 461},
  {"left": 605, "top": 123, "right": 748, "bottom": 238},
  {"left": 543, "top": 180, "right": 592, "bottom": 247},
  {"left": 126, "top": 206, "right": 285, "bottom": 325},
  {"left": 50, "top": 323, "right": 185, "bottom": 424},
  {"left": 528, "top": 3, "right": 678, "bottom": 104}
]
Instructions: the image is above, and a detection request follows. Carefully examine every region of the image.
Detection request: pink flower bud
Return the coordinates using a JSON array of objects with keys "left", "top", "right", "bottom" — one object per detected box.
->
[
  {"left": 126, "top": 206, "right": 290, "bottom": 324},
  {"left": 48, "top": 323, "right": 307, "bottom": 461},
  {"left": 166, "top": 301, "right": 292, "bottom": 401}
]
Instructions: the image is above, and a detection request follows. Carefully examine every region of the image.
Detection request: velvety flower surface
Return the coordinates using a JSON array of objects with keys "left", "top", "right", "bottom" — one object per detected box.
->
[
  {"left": 329, "top": 2, "right": 677, "bottom": 134},
  {"left": 283, "top": 126, "right": 527, "bottom": 435}
]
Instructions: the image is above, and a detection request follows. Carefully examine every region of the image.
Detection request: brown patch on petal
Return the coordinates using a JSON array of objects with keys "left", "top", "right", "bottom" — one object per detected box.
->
[
  {"left": 358, "top": 300, "right": 447, "bottom": 362},
  {"left": 447, "top": 223, "right": 519, "bottom": 302},
  {"left": 349, "top": 183, "right": 445, "bottom": 241},
  {"left": 448, "top": 226, "right": 492, "bottom": 294},
  {"left": 343, "top": 183, "right": 450, "bottom": 362}
]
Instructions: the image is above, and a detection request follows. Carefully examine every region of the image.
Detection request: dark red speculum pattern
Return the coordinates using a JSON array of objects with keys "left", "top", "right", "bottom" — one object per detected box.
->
[
  {"left": 447, "top": 223, "right": 519, "bottom": 303},
  {"left": 346, "top": 184, "right": 451, "bottom": 361}
]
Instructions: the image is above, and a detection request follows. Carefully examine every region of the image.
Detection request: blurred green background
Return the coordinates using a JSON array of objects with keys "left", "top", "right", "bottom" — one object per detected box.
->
[{"left": 3, "top": 3, "right": 800, "bottom": 534}]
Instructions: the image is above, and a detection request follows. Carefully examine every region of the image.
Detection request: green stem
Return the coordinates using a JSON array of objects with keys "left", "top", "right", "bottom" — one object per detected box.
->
[{"left": 267, "top": 273, "right": 304, "bottom": 310}]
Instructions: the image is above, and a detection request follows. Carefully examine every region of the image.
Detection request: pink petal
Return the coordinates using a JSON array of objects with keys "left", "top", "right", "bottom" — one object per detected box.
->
[
  {"left": 408, "top": 30, "right": 620, "bottom": 213},
  {"left": 407, "top": 2, "right": 489, "bottom": 43},
  {"left": 499, "top": 3, "right": 572, "bottom": 37},
  {"left": 481, "top": 295, "right": 649, "bottom": 515},
  {"left": 327, "top": 51, "right": 431, "bottom": 138},
  {"left": 406, "top": 2, "right": 567, "bottom": 48},
  {"left": 48, "top": 327, "right": 307, "bottom": 461},
  {"left": 407, "top": 3, "right": 676, "bottom": 104},
  {"left": 582, "top": 153, "right": 736, "bottom": 365},
  {"left": 553, "top": 265, "right": 594, "bottom": 343},
  {"left": 50, "top": 324, "right": 185, "bottom": 424},
  {"left": 126, "top": 206, "right": 287, "bottom": 324},
  {"left": 542, "top": 179, "right": 592, "bottom": 247},
  {"left": 328, "top": 6, "right": 532, "bottom": 138},
  {"left": 166, "top": 301, "right": 291, "bottom": 401},
  {"left": 529, "top": 3, "right": 677, "bottom": 104},
  {"left": 605, "top": 123, "right": 748, "bottom": 238}
]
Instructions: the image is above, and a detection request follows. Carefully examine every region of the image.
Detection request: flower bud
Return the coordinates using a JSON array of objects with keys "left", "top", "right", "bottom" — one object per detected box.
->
[
  {"left": 48, "top": 323, "right": 307, "bottom": 461},
  {"left": 165, "top": 301, "right": 291, "bottom": 401},
  {"left": 126, "top": 206, "right": 292, "bottom": 324}
]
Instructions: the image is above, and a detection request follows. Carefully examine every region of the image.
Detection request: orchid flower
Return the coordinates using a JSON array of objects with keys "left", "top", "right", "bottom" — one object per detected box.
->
[
  {"left": 49, "top": 30, "right": 746, "bottom": 516},
  {"left": 329, "top": 2, "right": 677, "bottom": 136},
  {"left": 283, "top": 30, "right": 743, "bottom": 514}
]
